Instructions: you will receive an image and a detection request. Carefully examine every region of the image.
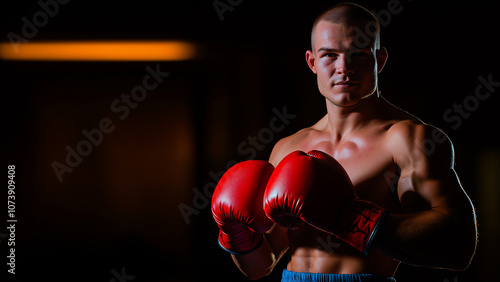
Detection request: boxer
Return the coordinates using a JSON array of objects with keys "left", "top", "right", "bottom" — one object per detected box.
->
[{"left": 211, "top": 3, "right": 477, "bottom": 281}]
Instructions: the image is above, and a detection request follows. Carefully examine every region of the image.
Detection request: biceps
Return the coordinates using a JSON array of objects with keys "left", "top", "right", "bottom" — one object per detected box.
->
[{"left": 397, "top": 168, "right": 469, "bottom": 217}]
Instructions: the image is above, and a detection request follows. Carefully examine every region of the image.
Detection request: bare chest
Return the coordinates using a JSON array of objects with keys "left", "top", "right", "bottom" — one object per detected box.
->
[{"left": 297, "top": 135, "right": 400, "bottom": 209}]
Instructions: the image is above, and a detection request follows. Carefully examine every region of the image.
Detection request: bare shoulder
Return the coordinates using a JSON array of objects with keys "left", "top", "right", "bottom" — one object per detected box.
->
[
  {"left": 268, "top": 128, "right": 312, "bottom": 167},
  {"left": 385, "top": 120, "right": 455, "bottom": 171},
  {"left": 273, "top": 117, "right": 336, "bottom": 169},
  {"left": 380, "top": 98, "right": 453, "bottom": 161},
  {"left": 268, "top": 115, "right": 331, "bottom": 166}
]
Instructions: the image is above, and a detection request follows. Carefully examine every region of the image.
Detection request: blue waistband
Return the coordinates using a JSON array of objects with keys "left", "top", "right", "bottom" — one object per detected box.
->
[{"left": 281, "top": 270, "right": 397, "bottom": 282}]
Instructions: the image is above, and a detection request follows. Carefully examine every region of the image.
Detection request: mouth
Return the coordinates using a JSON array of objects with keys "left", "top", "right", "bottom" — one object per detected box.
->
[{"left": 334, "top": 81, "right": 359, "bottom": 88}]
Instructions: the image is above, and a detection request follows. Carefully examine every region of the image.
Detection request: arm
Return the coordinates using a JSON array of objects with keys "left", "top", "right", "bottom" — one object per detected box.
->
[
  {"left": 229, "top": 139, "right": 291, "bottom": 280},
  {"left": 373, "top": 123, "right": 477, "bottom": 270},
  {"left": 231, "top": 223, "right": 289, "bottom": 280}
]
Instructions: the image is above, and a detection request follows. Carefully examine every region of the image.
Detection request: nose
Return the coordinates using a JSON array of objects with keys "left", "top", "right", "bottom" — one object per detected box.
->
[{"left": 335, "top": 54, "right": 353, "bottom": 75}]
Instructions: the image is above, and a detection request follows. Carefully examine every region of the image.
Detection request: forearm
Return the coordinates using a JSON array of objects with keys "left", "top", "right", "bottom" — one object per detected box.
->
[
  {"left": 231, "top": 224, "right": 288, "bottom": 280},
  {"left": 373, "top": 210, "right": 476, "bottom": 270},
  {"left": 231, "top": 235, "right": 277, "bottom": 280}
]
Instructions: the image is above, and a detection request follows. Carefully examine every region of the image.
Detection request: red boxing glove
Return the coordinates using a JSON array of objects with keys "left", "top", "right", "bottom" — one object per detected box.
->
[
  {"left": 264, "top": 150, "right": 387, "bottom": 254},
  {"left": 211, "top": 160, "right": 274, "bottom": 255}
]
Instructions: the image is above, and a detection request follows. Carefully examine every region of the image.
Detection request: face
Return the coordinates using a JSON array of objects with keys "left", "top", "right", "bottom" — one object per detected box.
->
[{"left": 306, "top": 20, "right": 387, "bottom": 107}]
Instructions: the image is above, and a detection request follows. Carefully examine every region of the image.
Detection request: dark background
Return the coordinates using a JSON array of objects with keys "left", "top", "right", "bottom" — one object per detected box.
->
[{"left": 1, "top": 0, "right": 499, "bottom": 281}]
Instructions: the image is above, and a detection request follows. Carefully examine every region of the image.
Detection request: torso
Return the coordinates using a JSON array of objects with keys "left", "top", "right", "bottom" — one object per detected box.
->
[{"left": 272, "top": 99, "right": 420, "bottom": 276}]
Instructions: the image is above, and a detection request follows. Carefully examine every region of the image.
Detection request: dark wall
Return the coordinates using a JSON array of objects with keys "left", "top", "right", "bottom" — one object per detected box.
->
[{"left": 1, "top": 1, "right": 499, "bottom": 281}]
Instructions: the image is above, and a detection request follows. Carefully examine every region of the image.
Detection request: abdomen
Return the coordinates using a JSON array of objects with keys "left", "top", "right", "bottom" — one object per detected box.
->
[{"left": 287, "top": 224, "right": 399, "bottom": 275}]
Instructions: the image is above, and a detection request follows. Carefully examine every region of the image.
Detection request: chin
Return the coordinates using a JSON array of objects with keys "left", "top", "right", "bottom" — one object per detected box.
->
[{"left": 327, "top": 92, "right": 364, "bottom": 107}]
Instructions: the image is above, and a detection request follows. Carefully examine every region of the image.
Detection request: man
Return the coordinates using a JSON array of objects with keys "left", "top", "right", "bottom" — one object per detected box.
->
[{"left": 211, "top": 3, "right": 477, "bottom": 281}]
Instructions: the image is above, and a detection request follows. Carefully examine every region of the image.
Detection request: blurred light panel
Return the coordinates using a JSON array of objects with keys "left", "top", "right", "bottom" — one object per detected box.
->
[{"left": 0, "top": 41, "right": 197, "bottom": 61}]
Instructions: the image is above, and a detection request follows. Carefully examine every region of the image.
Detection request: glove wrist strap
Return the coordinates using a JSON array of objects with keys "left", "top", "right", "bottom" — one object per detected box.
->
[
  {"left": 217, "top": 232, "right": 264, "bottom": 255},
  {"left": 335, "top": 199, "right": 388, "bottom": 254}
]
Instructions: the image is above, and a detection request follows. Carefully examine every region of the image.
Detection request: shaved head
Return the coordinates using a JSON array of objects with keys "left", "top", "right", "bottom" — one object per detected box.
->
[{"left": 311, "top": 2, "right": 381, "bottom": 51}]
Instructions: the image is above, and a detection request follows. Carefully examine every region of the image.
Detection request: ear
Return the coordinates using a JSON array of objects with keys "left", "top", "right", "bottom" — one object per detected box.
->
[
  {"left": 376, "top": 47, "right": 388, "bottom": 73},
  {"left": 305, "top": 50, "right": 317, "bottom": 74}
]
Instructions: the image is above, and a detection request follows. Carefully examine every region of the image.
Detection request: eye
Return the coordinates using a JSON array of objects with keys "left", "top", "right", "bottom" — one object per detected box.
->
[{"left": 323, "top": 53, "right": 337, "bottom": 58}]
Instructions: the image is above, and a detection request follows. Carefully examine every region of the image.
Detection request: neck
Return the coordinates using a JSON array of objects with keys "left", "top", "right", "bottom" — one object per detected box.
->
[{"left": 324, "top": 94, "right": 380, "bottom": 141}]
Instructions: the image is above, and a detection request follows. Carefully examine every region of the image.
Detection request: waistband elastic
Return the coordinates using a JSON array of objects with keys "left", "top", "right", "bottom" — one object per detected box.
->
[{"left": 281, "top": 270, "right": 397, "bottom": 282}]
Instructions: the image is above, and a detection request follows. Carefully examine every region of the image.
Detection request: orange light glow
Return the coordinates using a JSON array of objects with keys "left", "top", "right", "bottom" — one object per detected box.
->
[{"left": 0, "top": 41, "right": 197, "bottom": 61}]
